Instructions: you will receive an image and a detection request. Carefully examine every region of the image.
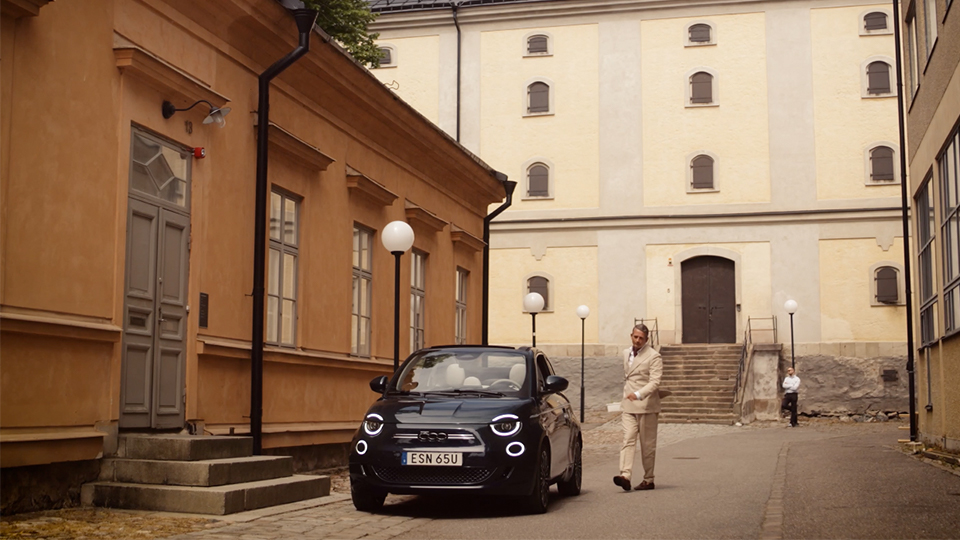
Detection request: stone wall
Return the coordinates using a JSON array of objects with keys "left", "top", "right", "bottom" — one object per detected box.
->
[
  {"left": 786, "top": 354, "right": 909, "bottom": 416},
  {"left": 1, "top": 460, "right": 100, "bottom": 515},
  {"left": 549, "top": 356, "right": 624, "bottom": 419}
]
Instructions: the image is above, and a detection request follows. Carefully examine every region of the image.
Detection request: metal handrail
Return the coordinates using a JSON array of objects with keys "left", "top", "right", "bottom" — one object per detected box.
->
[
  {"left": 633, "top": 318, "right": 659, "bottom": 350},
  {"left": 734, "top": 316, "right": 779, "bottom": 401}
]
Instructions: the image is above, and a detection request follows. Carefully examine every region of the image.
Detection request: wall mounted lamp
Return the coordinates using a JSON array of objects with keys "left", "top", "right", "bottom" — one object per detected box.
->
[{"left": 162, "top": 100, "right": 232, "bottom": 128}]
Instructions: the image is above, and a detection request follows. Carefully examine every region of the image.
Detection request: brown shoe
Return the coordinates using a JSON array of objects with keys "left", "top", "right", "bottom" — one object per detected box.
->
[
  {"left": 612, "top": 475, "right": 631, "bottom": 491},
  {"left": 634, "top": 480, "right": 655, "bottom": 490}
]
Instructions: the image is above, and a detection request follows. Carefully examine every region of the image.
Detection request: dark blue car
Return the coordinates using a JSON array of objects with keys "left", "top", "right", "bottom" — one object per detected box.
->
[{"left": 349, "top": 346, "right": 582, "bottom": 514}]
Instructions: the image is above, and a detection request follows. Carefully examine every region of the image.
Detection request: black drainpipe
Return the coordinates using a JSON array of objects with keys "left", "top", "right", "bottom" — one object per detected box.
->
[
  {"left": 451, "top": 2, "right": 462, "bottom": 142},
  {"left": 891, "top": 0, "right": 917, "bottom": 442},
  {"left": 483, "top": 173, "right": 517, "bottom": 345},
  {"left": 251, "top": 7, "right": 318, "bottom": 455}
]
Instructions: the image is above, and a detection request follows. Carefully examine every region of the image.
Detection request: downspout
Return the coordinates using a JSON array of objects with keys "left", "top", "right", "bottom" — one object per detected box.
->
[
  {"left": 451, "top": 2, "right": 462, "bottom": 142},
  {"left": 891, "top": 0, "right": 917, "bottom": 442},
  {"left": 251, "top": 7, "right": 318, "bottom": 455},
  {"left": 483, "top": 173, "right": 517, "bottom": 345}
]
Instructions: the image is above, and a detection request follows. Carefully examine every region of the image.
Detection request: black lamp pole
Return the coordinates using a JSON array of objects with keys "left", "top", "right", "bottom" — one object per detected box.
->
[
  {"left": 531, "top": 312, "right": 537, "bottom": 348},
  {"left": 580, "top": 317, "right": 585, "bottom": 421},
  {"left": 789, "top": 312, "right": 796, "bottom": 369},
  {"left": 392, "top": 251, "right": 402, "bottom": 372}
]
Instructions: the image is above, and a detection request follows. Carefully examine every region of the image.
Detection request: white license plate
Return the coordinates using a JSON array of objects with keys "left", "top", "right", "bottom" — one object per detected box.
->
[{"left": 403, "top": 452, "right": 462, "bottom": 466}]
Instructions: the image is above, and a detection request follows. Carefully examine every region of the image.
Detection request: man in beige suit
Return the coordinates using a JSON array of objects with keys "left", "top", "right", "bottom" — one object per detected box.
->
[{"left": 613, "top": 324, "right": 662, "bottom": 491}]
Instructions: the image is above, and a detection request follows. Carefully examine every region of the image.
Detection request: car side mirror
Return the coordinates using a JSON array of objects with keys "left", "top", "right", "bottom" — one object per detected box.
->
[
  {"left": 369, "top": 375, "right": 388, "bottom": 394},
  {"left": 543, "top": 375, "right": 568, "bottom": 394}
]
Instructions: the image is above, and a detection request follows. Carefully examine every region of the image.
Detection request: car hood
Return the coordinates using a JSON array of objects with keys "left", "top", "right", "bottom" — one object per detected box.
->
[{"left": 367, "top": 397, "right": 531, "bottom": 424}]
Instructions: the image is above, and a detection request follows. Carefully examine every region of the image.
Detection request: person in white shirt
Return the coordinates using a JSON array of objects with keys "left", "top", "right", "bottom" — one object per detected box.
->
[{"left": 781, "top": 367, "right": 800, "bottom": 427}]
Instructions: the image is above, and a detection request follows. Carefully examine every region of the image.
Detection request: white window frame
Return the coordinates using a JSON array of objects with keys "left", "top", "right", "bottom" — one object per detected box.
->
[
  {"left": 522, "top": 272, "right": 554, "bottom": 313},
  {"left": 863, "top": 142, "right": 900, "bottom": 185},
  {"left": 924, "top": 0, "right": 938, "bottom": 61},
  {"left": 685, "top": 21, "right": 717, "bottom": 47},
  {"left": 869, "top": 261, "right": 906, "bottom": 306},
  {"left": 352, "top": 225, "right": 374, "bottom": 357},
  {"left": 456, "top": 268, "right": 468, "bottom": 345},
  {"left": 916, "top": 178, "right": 939, "bottom": 346},
  {"left": 939, "top": 128, "right": 960, "bottom": 335},
  {"left": 267, "top": 189, "right": 300, "bottom": 347},
  {"left": 685, "top": 67, "right": 719, "bottom": 108},
  {"left": 523, "top": 31, "right": 553, "bottom": 57},
  {"left": 375, "top": 44, "right": 397, "bottom": 68},
  {"left": 860, "top": 56, "right": 896, "bottom": 98},
  {"left": 410, "top": 249, "right": 426, "bottom": 352},
  {"left": 686, "top": 151, "right": 720, "bottom": 193},
  {"left": 523, "top": 77, "right": 555, "bottom": 117},
  {"left": 859, "top": 9, "right": 893, "bottom": 36},
  {"left": 907, "top": 14, "right": 921, "bottom": 102},
  {"left": 522, "top": 157, "right": 555, "bottom": 200}
]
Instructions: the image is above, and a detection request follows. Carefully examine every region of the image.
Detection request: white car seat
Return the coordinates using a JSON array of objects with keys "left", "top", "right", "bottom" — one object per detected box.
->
[
  {"left": 509, "top": 363, "right": 526, "bottom": 386},
  {"left": 445, "top": 363, "right": 465, "bottom": 388}
]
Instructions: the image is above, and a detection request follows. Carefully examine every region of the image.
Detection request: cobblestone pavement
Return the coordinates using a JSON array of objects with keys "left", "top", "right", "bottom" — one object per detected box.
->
[{"left": 0, "top": 417, "right": 909, "bottom": 540}]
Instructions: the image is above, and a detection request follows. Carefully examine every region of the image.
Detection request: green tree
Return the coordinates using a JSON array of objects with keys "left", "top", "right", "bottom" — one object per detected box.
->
[{"left": 304, "top": 0, "right": 382, "bottom": 67}]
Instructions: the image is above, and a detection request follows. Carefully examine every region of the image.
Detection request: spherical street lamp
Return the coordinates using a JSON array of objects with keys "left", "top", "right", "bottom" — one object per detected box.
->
[
  {"left": 576, "top": 305, "right": 590, "bottom": 421},
  {"left": 523, "top": 292, "right": 545, "bottom": 347},
  {"left": 784, "top": 299, "right": 798, "bottom": 369},
  {"left": 382, "top": 221, "right": 415, "bottom": 371}
]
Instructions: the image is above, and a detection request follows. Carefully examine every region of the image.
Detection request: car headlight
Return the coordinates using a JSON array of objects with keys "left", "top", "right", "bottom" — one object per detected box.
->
[
  {"left": 363, "top": 413, "right": 384, "bottom": 436},
  {"left": 491, "top": 414, "right": 521, "bottom": 436}
]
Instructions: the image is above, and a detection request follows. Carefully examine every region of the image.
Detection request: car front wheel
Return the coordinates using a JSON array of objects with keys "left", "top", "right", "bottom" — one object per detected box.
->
[
  {"left": 557, "top": 436, "right": 582, "bottom": 496},
  {"left": 523, "top": 446, "right": 551, "bottom": 514},
  {"left": 351, "top": 480, "right": 387, "bottom": 512}
]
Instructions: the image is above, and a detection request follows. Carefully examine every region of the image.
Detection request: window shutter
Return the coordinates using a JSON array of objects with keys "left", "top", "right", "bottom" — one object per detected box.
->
[
  {"left": 867, "top": 62, "right": 890, "bottom": 94},
  {"left": 876, "top": 267, "right": 899, "bottom": 304},
  {"left": 871, "top": 146, "right": 895, "bottom": 181},
  {"left": 528, "top": 82, "right": 549, "bottom": 113},
  {"left": 689, "top": 24, "right": 711, "bottom": 43},
  {"left": 528, "top": 276, "right": 550, "bottom": 310},
  {"left": 691, "top": 72, "right": 713, "bottom": 104},
  {"left": 528, "top": 164, "right": 549, "bottom": 196},
  {"left": 864, "top": 12, "right": 887, "bottom": 30},
  {"left": 692, "top": 155, "right": 714, "bottom": 189},
  {"left": 528, "top": 36, "right": 548, "bottom": 54},
  {"left": 379, "top": 48, "right": 392, "bottom": 65}
]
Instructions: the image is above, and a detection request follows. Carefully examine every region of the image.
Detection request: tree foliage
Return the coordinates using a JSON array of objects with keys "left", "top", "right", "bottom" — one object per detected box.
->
[{"left": 304, "top": 0, "right": 382, "bottom": 67}]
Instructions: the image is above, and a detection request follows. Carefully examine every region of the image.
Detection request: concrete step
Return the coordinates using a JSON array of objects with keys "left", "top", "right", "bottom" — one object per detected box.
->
[
  {"left": 81, "top": 474, "right": 328, "bottom": 515},
  {"left": 118, "top": 434, "right": 253, "bottom": 461},
  {"left": 101, "top": 455, "right": 294, "bottom": 487},
  {"left": 660, "top": 416, "right": 737, "bottom": 425}
]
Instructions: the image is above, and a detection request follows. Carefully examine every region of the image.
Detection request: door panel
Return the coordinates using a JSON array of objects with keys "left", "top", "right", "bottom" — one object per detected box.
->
[
  {"left": 154, "top": 210, "right": 189, "bottom": 428},
  {"left": 681, "top": 256, "right": 736, "bottom": 344}
]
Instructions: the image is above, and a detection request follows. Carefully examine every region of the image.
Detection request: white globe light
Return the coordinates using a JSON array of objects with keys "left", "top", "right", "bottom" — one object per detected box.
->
[
  {"left": 576, "top": 305, "right": 590, "bottom": 319},
  {"left": 523, "top": 292, "right": 545, "bottom": 313},
  {"left": 381, "top": 221, "right": 415, "bottom": 253},
  {"left": 784, "top": 299, "right": 798, "bottom": 314}
]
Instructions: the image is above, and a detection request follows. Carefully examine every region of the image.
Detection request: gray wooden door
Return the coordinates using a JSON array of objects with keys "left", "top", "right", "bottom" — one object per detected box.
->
[
  {"left": 120, "top": 198, "right": 189, "bottom": 429},
  {"left": 681, "top": 256, "right": 736, "bottom": 344}
]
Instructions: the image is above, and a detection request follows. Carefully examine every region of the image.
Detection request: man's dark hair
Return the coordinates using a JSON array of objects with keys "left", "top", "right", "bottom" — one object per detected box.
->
[{"left": 633, "top": 324, "right": 649, "bottom": 338}]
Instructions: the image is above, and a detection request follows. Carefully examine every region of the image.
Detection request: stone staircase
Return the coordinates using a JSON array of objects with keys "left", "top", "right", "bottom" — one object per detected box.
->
[
  {"left": 81, "top": 434, "right": 329, "bottom": 515},
  {"left": 659, "top": 344, "right": 742, "bottom": 425}
]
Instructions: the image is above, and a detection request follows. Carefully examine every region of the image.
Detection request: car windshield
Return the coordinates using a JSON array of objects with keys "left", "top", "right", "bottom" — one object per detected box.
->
[{"left": 391, "top": 350, "right": 530, "bottom": 398}]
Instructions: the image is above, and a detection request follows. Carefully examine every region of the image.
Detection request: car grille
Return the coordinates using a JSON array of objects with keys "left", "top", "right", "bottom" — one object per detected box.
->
[
  {"left": 393, "top": 430, "right": 478, "bottom": 445},
  {"left": 372, "top": 465, "right": 495, "bottom": 485}
]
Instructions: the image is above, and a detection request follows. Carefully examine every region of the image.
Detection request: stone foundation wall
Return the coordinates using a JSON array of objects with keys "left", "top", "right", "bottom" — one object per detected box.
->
[
  {"left": 549, "top": 356, "right": 624, "bottom": 418},
  {"left": 786, "top": 354, "right": 909, "bottom": 416},
  {"left": 0, "top": 460, "right": 100, "bottom": 515}
]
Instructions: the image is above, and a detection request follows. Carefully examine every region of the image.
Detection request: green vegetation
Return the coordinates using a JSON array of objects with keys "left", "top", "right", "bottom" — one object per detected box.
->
[{"left": 304, "top": 0, "right": 382, "bottom": 67}]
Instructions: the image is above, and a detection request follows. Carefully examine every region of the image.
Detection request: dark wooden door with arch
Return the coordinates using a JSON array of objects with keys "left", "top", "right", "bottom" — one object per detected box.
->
[{"left": 681, "top": 256, "right": 736, "bottom": 343}]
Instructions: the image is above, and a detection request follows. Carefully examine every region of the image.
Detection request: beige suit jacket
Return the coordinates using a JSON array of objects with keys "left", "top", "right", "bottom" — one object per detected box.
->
[{"left": 620, "top": 344, "right": 663, "bottom": 415}]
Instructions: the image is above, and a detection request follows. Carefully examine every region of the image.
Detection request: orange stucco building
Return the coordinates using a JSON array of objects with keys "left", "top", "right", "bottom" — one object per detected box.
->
[{"left": 0, "top": 0, "right": 505, "bottom": 512}]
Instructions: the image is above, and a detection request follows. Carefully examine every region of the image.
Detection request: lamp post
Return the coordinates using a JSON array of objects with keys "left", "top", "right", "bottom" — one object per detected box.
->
[
  {"left": 576, "top": 305, "right": 590, "bottom": 421},
  {"left": 784, "top": 299, "right": 798, "bottom": 369},
  {"left": 382, "top": 221, "right": 415, "bottom": 372},
  {"left": 522, "top": 292, "right": 544, "bottom": 347}
]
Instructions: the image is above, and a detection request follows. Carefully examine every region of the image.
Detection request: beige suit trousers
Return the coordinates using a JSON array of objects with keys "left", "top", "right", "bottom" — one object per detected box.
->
[{"left": 619, "top": 411, "right": 658, "bottom": 483}]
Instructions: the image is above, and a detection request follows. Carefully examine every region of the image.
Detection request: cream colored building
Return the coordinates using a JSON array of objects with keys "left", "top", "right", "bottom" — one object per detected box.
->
[{"left": 368, "top": 0, "right": 908, "bottom": 367}]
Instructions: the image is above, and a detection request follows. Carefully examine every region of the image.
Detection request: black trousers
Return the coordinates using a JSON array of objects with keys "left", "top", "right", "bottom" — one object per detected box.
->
[{"left": 782, "top": 393, "right": 798, "bottom": 426}]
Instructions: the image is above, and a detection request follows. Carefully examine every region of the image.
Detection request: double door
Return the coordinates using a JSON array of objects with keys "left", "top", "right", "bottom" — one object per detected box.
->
[{"left": 681, "top": 256, "right": 736, "bottom": 344}]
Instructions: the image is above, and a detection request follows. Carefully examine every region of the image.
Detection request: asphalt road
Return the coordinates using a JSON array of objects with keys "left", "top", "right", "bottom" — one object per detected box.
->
[{"left": 371, "top": 422, "right": 960, "bottom": 540}]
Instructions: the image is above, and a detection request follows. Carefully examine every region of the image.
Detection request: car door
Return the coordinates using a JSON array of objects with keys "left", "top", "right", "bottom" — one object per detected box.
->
[{"left": 536, "top": 353, "right": 572, "bottom": 477}]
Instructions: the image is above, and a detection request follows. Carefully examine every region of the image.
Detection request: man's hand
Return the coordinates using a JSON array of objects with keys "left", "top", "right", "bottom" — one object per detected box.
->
[{"left": 626, "top": 393, "right": 638, "bottom": 401}]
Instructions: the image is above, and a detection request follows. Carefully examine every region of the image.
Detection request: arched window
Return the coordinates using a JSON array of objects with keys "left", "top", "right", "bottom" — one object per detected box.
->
[
  {"left": 689, "top": 24, "right": 711, "bottom": 43},
  {"left": 691, "top": 155, "right": 715, "bottom": 189},
  {"left": 527, "top": 163, "right": 550, "bottom": 197},
  {"left": 690, "top": 72, "right": 713, "bottom": 104},
  {"left": 870, "top": 146, "right": 895, "bottom": 182},
  {"left": 527, "top": 35, "right": 548, "bottom": 54},
  {"left": 377, "top": 46, "right": 396, "bottom": 67},
  {"left": 867, "top": 61, "right": 891, "bottom": 95},
  {"left": 528, "top": 82, "right": 550, "bottom": 114},
  {"left": 527, "top": 276, "right": 550, "bottom": 310},
  {"left": 875, "top": 266, "right": 899, "bottom": 304},
  {"left": 864, "top": 12, "right": 888, "bottom": 31}
]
